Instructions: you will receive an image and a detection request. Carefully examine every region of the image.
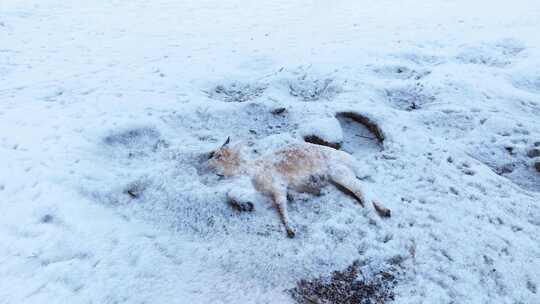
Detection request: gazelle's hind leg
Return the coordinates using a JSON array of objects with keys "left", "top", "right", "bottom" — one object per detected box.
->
[
  {"left": 330, "top": 168, "right": 391, "bottom": 217},
  {"left": 272, "top": 191, "right": 296, "bottom": 238},
  {"left": 329, "top": 168, "right": 367, "bottom": 207}
]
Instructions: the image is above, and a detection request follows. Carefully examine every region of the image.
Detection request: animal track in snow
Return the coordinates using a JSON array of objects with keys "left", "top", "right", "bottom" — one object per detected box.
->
[
  {"left": 104, "top": 126, "right": 161, "bottom": 148},
  {"left": 455, "top": 39, "right": 526, "bottom": 67},
  {"left": 207, "top": 81, "right": 267, "bottom": 103},
  {"left": 372, "top": 64, "right": 431, "bottom": 81},
  {"left": 511, "top": 68, "right": 540, "bottom": 95},
  {"left": 103, "top": 126, "right": 168, "bottom": 158},
  {"left": 384, "top": 83, "right": 436, "bottom": 111},
  {"left": 467, "top": 131, "right": 540, "bottom": 192},
  {"left": 288, "top": 74, "right": 343, "bottom": 102},
  {"left": 163, "top": 103, "right": 295, "bottom": 142}
]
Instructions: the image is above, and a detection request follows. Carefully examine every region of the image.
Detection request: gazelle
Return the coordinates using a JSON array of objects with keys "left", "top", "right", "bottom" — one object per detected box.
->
[{"left": 207, "top": 137, "right": 390, "bottom": 237}]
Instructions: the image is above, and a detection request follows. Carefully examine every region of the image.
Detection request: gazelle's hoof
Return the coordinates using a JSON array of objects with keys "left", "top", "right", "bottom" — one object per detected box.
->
[
  {"left": 372, "top": 201, "right": 391, "bottom": 218},
  {"left": 286, "top": 228, "right": 296, "bottom": 238},
  {"left": 228, "top": 198, "right": 254, "bottom": 212}
]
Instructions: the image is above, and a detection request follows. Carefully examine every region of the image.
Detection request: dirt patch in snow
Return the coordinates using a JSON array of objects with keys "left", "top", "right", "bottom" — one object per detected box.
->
[{"left": 289, "top": 260, "right": 400, "bottom": 304}]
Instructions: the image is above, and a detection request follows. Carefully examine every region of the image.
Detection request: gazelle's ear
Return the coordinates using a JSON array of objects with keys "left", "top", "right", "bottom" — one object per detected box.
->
[
  {"left": 221, "top": 136, "right": 231, "bottom": 147},
  {"left": 207, "top": 151, "right": 215, "bottom": 160}
]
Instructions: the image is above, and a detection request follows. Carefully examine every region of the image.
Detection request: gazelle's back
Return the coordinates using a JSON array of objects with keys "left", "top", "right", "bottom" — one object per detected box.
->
[{"left": 260, "top": 142, "right": 354, "bottom": 180}]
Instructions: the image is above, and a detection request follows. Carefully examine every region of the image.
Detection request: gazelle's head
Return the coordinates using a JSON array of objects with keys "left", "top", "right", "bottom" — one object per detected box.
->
[{"left": 207, "top": 137, "right": 244, "bottom": 177}]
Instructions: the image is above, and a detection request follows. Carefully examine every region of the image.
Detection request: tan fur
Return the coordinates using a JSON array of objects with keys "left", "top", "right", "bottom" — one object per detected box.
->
[{"left": 208, "top": 140, "right": 387, "bottom": 237}]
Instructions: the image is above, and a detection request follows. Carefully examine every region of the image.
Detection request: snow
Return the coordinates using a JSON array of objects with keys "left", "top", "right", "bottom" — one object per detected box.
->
[
  {"left": 1, "top": 0, "right": 540, "bottom": 303},
  {"left": 299, "top": 116, "right": 343, "bottom": 147}
]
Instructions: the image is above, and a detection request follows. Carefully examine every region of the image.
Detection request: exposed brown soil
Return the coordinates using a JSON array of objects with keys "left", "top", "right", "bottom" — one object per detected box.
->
[{"left": 289, "top": 261, "right": 399, "bottom": 304}]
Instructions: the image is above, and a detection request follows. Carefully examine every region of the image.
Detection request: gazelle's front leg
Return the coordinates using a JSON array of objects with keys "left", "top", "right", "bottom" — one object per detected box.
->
[
  {"left": 227, "top": 177, "right": 257, "bottom": 212},
  {"left": 272, "top": 190, "right": 296, "bottom": 238},
  {"left": 227, "top": 190, "right": 254, "bottom": 212}
]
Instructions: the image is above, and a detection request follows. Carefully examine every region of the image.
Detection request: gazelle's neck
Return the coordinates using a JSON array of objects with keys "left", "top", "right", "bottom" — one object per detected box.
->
[{"left": 232, "top": 158, "right": 257, "bottom": 177}]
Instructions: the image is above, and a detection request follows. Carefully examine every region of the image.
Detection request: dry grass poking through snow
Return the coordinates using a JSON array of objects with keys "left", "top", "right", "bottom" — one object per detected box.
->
[{"left": 289, "top": 260, "right": 400, "bottom": 304}]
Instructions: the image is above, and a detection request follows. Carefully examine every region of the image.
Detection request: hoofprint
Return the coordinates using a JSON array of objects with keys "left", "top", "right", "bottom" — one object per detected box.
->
[{"left": 207, "top": 138, "right": 390, "bottom": 237}]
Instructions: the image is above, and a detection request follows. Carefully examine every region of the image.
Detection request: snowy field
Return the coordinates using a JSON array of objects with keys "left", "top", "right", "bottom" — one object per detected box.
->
[{"left": 1, "top": 0, "right": 540, "bottom": 303}]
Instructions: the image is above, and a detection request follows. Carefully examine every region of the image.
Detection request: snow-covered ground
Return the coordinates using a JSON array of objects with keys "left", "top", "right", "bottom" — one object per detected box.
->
[{"left": 1, "top": 0, "right": 540, "bottom": 303}]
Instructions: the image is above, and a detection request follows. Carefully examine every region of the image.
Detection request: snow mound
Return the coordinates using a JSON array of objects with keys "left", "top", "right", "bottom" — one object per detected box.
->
[{"left": 300, "top": 117, "right": 343, "bottom": 149}]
